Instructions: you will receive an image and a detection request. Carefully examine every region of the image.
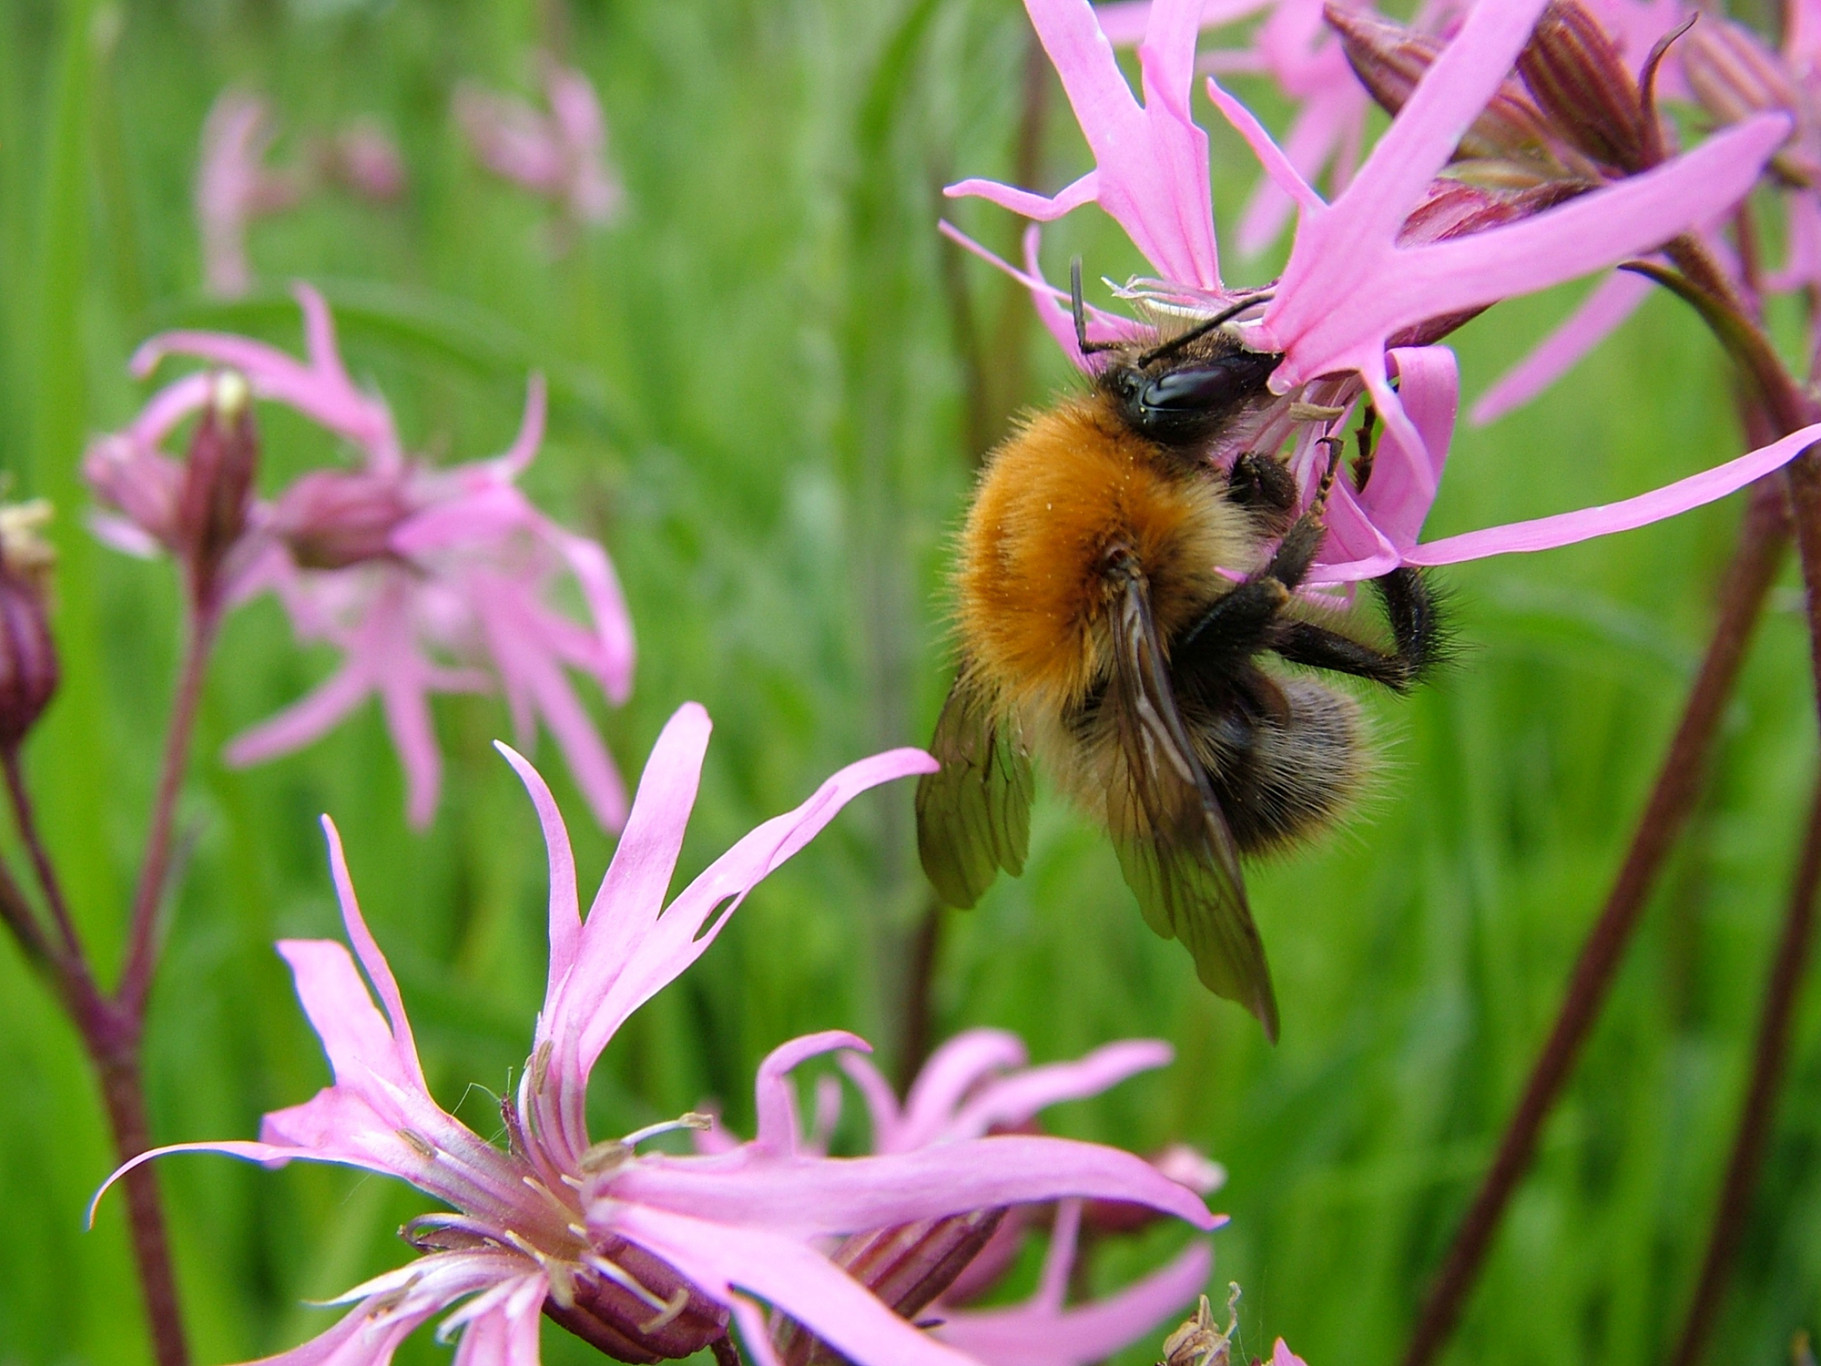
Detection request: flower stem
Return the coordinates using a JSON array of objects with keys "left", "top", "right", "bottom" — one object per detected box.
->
[
  {"left": 95, "top": 1037, "right": 190, "bottom": 1366},
  {"left": 118, "top": 606, "right": 217, "bottom": 1020},
  {"left": 3, "top": 745, "right": 81, "bottom": 959},
  {"left": 1667, "top": 780, "right": 1821, "bottom": 1366},
  {"left": 1401, "top": 480, "right": 1789, "bottom": 1366},
  {"left": 897, "top": 894, "right": 944, "bottom": 1092}
]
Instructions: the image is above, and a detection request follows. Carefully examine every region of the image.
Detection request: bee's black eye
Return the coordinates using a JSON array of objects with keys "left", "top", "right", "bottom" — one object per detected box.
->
[{"left": 1118, "top": 350, "right": 1282, "bottom": 446}]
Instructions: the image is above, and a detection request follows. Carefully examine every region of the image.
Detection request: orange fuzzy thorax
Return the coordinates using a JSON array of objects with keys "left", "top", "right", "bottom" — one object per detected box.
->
[{"left": 956, "top": 396, "right": 1252, "bottom": 717}]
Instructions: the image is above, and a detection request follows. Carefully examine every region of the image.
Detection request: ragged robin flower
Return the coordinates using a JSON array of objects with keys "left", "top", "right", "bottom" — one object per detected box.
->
[
  {"left": 89, "top": 285, "right": 636, "bottom": 830},
  {"left": 94, "top": 705, "right": 1218, "bottom": 1366}
]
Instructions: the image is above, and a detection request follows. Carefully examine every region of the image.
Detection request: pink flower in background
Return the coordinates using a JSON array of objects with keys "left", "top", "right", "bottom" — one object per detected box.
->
[
  {"left": 94, "top": 285, "right": 636, "bottom": 830},
  {"left": 945, "top": 0, "right": 1818, "bottom": 581},
  {"left": 94, "top": 710, "right": 1216, "bottom": 1366},
  {"left": 197, "top": 92, "right": 307, "bottom": 298},
  {"left": 699, "top": 1027, "right": 1221, "bottom": 1365},
  {"left": 456, "top": 57, "right": 625, "bottom": 229},
  {"left": 196, "top": 93, "right": 405, "bottom": 298}
]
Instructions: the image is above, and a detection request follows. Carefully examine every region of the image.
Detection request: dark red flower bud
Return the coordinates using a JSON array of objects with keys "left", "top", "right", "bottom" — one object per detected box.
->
[
  {"left": 174, "top": 371, "right": 257, "bottom": 606},
  {"left": 271, "top": 468, "right": 412, "bottom": 569},
  {"left": 772, "top": 1209, "right": 1006, "bottom": 1366},
  {"left": 0, "top": 502, "right": 59, "bottom": 751},
  {"left": 1516, "top": 0, "right": 1655, "bottom": 173}
]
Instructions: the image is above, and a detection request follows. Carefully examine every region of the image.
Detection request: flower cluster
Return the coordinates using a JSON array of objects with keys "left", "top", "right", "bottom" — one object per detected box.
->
[
  {"left": 456, "top": 56, "right": 625, "bottom": 232},
  {"left": 84, "top": 286, "right": 636, "bottom": 830},
  {"left": 96, "top": 707, "right": 1218, "bottom": 1366}
]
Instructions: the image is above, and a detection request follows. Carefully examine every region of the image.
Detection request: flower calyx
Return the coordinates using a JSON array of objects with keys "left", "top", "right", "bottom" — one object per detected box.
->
[
  {"left": 771, "top": 1208, "right": 1008, "bottom": 1366},
  {"left": 271, "top": 468, "right": 415, "bottom": 570},
  {"left": 174, "top": 370, "right": 257, "bottom": 610}
]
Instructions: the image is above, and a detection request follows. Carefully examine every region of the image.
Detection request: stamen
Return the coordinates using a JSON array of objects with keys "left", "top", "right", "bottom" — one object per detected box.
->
[
  {"left": 579, "top": 1139, "right": 632, "bottom": 1175},
  {"left": 619, "top": 1112, "right": 713, "bottom": 1147},
  {"left": 587, "top": 1254, "right": 675, "bottom": 1316},
  {"left": 639, "top": 1287, "right": 691, "bottom": 1335},
  {"left": 531, "top": 1040, "right": 553, "bottom": 1093},
  {"left": 1287, "top": 401, "right": 1347, "bottom": 424},
  {"left": 395, "top": 1129, "right": 438, "bottom": 1161}
]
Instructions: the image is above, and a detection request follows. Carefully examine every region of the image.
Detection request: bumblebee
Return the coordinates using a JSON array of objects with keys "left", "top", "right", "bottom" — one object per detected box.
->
[{"left": 916, "top": 271, "right": 1446, "bottom": 1039}]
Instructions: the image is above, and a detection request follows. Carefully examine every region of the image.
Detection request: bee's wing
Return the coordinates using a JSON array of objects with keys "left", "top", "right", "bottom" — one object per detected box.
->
[
  {"left": 916, "top": 675, "right": 1033, "bottom": 909},
  {"left": 1106, "top": 571, "right": 1281, "bottom": 1041}
]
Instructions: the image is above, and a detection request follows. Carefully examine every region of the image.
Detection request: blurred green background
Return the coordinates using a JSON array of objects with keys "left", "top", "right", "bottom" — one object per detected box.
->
[{"left": 0, "top": 1, "right": 1816, "bottom": 1363}]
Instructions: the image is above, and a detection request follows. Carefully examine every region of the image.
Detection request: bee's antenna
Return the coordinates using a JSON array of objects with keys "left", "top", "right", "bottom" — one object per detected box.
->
[
  {"left": 1072, "top": 258, "right": 1122, "bottom": 357},
  {"left": 1137, "top": 292, "right": 1276, "bottom": 368}
]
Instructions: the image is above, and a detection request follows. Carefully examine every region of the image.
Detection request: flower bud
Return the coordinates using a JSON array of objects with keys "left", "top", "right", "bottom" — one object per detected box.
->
[
  {"left": 1326, "top": 4, "right": 1564, "bottom": 175},
  {"left": 1085, "top": 1143, "right": 1227, "bottom": 1236},
  {"left": 772, "top": 1209, "right": 1006, "bottom": 1366},
  {"left": 1161, "top": 1293, "right": 1237, "bottom": 1366},
  {"left": 1516, "top": 0, "right": 1654, "bottom": 173},
  {"left": 1684, "top": 17, "right": 1820, "bottom": 187},
  {"left": 0, "top": 501, "right": 59, "bottom": 750},
  {"left": 271, "top": 468, "right": 412, "bottom": 569},
  {"left": 174, "top": 370, "right": 257, "bottom": 603}
]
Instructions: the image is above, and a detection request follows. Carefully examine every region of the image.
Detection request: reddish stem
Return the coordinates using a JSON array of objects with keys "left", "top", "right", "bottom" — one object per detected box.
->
[
  {"left": 95, "top": 1035, "right": 190, "bottom": 1366},
  {"left": 1667, "top": 780, "right": 1821, "bottom": 1366},
  {"left": 1401, "top": 480, "right": 1789, "bottom": 1366},
  {"left": 118, "top": 607, "right": 216, "bottom": 1020},
  {"left": 3, "top": 746, "right": 81, "bottom": 960}
]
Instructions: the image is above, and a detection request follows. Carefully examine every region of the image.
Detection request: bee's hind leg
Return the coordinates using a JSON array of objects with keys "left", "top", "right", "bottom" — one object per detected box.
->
[{"left": 1270, "top": 568, "right": 1451, "bottom": 693}]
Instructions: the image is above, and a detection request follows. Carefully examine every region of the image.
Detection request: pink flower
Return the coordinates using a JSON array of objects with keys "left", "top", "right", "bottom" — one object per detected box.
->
[
  {"left": 934, "top": 1198, "right": 1211, "bottom": 1366},
  {"left": 698, "top": 1028, "right": 1220, "bottom": 1366},
  {"left": 99, "top": 285, "right": 637, "bottom": 831},
  {"left": 94, "top": 709, "right": 1215, "bottom": 1366},
  {"left": 196, "top": 91, "right": 307, "bottom": 299},
  {"left": 196, "top": 91, "right": 406, "bottom": 298},
  {"left": 456, "top": 57, "right": 624, "bottom": 229},
  {"left": 945, "top": 0, "right": 1818, "bottom": 580}
]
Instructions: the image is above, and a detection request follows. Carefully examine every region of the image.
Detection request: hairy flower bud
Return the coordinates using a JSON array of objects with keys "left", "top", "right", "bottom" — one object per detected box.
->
[
  {"left": 0, "top": 501, "right": 59, "bottom": 750},
  {"left": 271, "top": 468, "right": 412, "bottom": 569},
  {"left": 772, "top": 1209, "right": 1007, "bottom": 1366},
  {"left": 1684, "top": 17, "right": 1820, "bottom": 187},
  {"left": 1516, "top": 0, "right": 1655, "bottom": 173},
  {"left": 174, "top": 370, "right": 257, "bottom": 605},
  {"left": 1161, "top": 1292, "right": 1238, "bottom": 1366}
]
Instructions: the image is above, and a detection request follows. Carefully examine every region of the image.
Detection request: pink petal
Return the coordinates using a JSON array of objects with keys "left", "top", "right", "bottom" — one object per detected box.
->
[
  {"left": 1271, "top": 1340, "right": 1310, "bottom": 1366},
  {"left": 496, "top": 375, "right": 546, "bottom": 478},
  {"left": 610, "top": 1206, "right": 982, "bottom": 1366},
  {"left": 224, "top": 660, "right": 375, "bottom": 767},
  {"left": 895, "top": 1029, "right": 1030, "bottom": 1150},
  {"left": 945, "top": 169, "right": 1103, "bottom": 224},
  {"left": 1405, "top": 422, "right": 1821, "bottom": 564},
  {"left": 1204, "top": 75, "right": 1323, "bottom": 217},
  {"left": 493, "top": 742, "right": 582, "bottom": 994},
  {"left": 608, "top": 1134, "right": 1219, "bottom": 1235},
  {"left": 753, "top": 1031, "right": 872, "bottom": 1152},
  {"left": 835, "top": 1053, "right": 905, "bottom": 1147},
  {"left": 1471, "top": 268, "right": 1653, "bottom": 424},
  {"left": 378, "top": 657, "right": 446, "bottom": 829},
  {"left": 937, "top": 1237, "right": 1212, "bottom": 1366},
  {"left": 944, "top": 1039, "right": 1173, "bottom": 1140},
  {"left": 572, "top": 746, "right": 938, "bottom": 1072},
  {"left": 319, "top": 816, "right": 427, "bottom": 1090}
]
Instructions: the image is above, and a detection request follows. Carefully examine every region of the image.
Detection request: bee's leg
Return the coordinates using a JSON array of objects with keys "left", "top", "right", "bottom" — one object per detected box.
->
[
  {"left": 1270, "top": 569, "right": 1450, "bottom": 692},
  {"left": 1226, "top": 452, "right": 1299, "bottom": 535},
  {"left": 1177, "top": 446, "right": 1341, "bottom": 662}
]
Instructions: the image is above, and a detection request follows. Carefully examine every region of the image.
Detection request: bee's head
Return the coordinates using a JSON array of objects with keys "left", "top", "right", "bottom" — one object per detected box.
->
[
  {"left": 1101, "top": 346, "right": 1283, "bottom": 449},
  {"left": 1068, "top": 261, "right": 1281, "bottom": 449}
]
